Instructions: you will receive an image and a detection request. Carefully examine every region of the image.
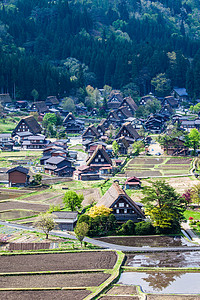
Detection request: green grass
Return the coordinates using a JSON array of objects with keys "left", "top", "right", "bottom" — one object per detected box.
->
[{"left": 184, "top": 210, "right": 200, "bottom": 220}]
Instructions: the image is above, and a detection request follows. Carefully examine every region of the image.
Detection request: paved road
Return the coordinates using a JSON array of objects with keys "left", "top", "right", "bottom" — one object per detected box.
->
[{"left": 1, "top": 221, "right": 200, "bottom": 253}]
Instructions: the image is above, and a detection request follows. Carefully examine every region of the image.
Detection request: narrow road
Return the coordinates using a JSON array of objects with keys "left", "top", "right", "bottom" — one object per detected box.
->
[{"left": 1, "top": 221, "right": 200, "bottom": 253}]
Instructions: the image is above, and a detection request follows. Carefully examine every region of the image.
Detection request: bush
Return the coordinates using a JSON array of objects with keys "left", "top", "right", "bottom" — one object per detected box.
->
[
  {"left": 118, "top": 220, "right": 135, "bottom": 235},
  {"left": 135, "top": 221, "right": 155, "bottom": 235}
]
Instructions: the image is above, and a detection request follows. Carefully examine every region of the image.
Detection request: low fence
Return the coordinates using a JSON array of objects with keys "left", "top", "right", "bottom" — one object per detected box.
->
[{"left": 9, "top": 242, "right": 51, "bottom": 251}]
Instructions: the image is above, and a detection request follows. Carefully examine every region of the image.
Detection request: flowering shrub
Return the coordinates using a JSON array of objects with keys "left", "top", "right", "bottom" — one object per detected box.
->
[{"left": 189, "top": 216, "right": 194, "bottom": 220}]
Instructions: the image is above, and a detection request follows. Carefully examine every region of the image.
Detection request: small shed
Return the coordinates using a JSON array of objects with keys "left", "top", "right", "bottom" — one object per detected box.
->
[
  {"left": 125, "top": 177, "right": 141, "bottom": 189},
  {"left": 7, "top": 166, "right": 30, "bottom": 187},
  {"left": 52, "top": 211, "right": 78, "bottom": 231}
]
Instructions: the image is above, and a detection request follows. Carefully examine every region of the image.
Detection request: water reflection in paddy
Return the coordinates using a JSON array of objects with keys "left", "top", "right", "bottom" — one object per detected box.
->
[
  {"left": 118, "top": 272, "right": 200, "bottom": 294},
  {"left": 126, "top": 251, "right": 200, "bottom": 268}
]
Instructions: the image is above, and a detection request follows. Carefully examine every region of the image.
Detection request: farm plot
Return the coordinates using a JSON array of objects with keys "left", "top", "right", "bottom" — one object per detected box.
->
[
  {"left": 0, "top": 272, "right": 110, "bottom": 288},
  {"left": 0, "top": 201, "right": 49, "bottom": 212},
  {"left": 0, "top": 251, "right": 117, "bottom": 273},
  {"left": 0, "top": 210, "right": 39, "bottom": 221},
  {"left": 18, "top": 191, "right": 60, "bottom": 202},
  {"left": 123, "top": 157, "right": 192, "bottom": 178},
  {"left": 0, "top": 290, "right": 91, "bottom": 300}
]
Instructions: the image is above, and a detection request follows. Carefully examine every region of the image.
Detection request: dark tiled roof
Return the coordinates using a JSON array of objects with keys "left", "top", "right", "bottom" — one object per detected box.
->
[
  {"left": 7, "top": 166, "right": 29, "bottom": 174},
  {"left": 52, "top": 211, "right": 78, "bottom": 220},
  {"left": 45, "top": 156, "right": 66, "bottom": 165},
  {"left": 117, "top": 106, "right": 133, "bottom": 118}
]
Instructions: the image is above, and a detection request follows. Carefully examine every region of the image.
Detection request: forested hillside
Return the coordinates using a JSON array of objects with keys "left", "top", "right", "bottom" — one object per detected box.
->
[{"left": 0, "top": 0, "right": 200, "bottom": 100}]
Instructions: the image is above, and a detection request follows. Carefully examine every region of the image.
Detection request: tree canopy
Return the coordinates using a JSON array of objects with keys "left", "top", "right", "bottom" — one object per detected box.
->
[
  {"left": 142, "top": 180, "right": 186, "bottom": 233},
  {"left": 63, "top": 190, "right": 83, "bottom": 211}
]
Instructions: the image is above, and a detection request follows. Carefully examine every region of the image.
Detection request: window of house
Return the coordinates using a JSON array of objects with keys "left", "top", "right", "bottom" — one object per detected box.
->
[
  {"left": 124, "top": 209, "right": 127, "bottom": 214},
  {"left": 95, "top": 158, "right": 98, "bottom": 162},
  {"left": 126, "top": 204, "right": 129, "bottom": 207},
  {"left": 101, "top": 158, "right": 104, "bottom": 162},
  {"left": 98, "top": 154, "right": 101, "bottom": 158},
  {"left": 119, "top": 203, "right": 124, "bottom": 207},
  {"left": 116, "top": 209, "right": 119, "bottom": 214},
  {"left": 114, "top": 204, "right": 117, "bottom": 207}
]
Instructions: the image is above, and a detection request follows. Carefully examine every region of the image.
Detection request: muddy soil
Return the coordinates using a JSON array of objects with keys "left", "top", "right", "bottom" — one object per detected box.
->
[
  {"left": 0, "top": 290, "right": 91, "bottom": 300},
  {"left": 0, "top": 251, "right": 117, "bottom": 273}
]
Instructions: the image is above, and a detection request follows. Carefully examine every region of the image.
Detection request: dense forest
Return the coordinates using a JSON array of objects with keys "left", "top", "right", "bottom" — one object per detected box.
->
[{"left": 0, "top": 0, "right": 200, "bottom": 100}]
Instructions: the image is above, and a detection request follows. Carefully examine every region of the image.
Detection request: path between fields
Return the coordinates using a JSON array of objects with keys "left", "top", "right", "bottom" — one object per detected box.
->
[{"left": 1, "top": 221, "right": 200, "bottom": 253}]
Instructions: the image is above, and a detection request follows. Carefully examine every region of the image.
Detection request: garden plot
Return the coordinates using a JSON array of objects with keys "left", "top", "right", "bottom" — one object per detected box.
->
[
  {"left": 18, "top": 191, "right": 60, "bottom": 202},
  {"left": 123, "top": 157, "right": 192, "bottom": 178},
  {"left": 0, "top": 272, "right": 110, "bottom": 288},
  {"left": 0, "top": 251, "right": 117, "bottom": 273},
  {"left": 0, "top": 290, "right": 91, "bottom": 300},
  {"left": 0, "top": 201, "right": 49, "bottom": 212},
  {"left": 0, "top": 210, "right": 39, "bottom": 221},
  {"left": 166, "top": 177, "right": 199, "bottom": 194}
]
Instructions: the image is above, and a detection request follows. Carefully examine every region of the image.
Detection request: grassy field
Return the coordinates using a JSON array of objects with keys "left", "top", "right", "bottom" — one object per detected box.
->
[{"left": 184, "top": 210, "right": 200, "bottom": 220}]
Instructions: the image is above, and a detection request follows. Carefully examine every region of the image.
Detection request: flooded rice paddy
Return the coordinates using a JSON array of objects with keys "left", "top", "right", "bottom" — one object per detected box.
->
[
  {"left": 118, "top": 271, "right": 200, "bottom": 294},
  {"left": 126, "top": 251, "right": 200, "bottom": 268}
]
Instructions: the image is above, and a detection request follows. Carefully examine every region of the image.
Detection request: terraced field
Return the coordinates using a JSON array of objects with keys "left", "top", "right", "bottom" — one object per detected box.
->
[{"left": 121, "top": 156, "right": 193, "bottom": 178}]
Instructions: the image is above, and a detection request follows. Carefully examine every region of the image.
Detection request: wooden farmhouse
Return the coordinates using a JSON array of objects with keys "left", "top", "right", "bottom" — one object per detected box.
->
[
  {"left": 12, "top": 116, "right": 42, "bottom": 137},
  {"left": 119, "top": 96, "right": 138, "bottom": 115},
  {"left": 97, "top": 182, "right": 145, "bottom": 223},
  {"left": 107, "top": 92, "right": 123, "bottom": 110},
  {"left": 52, "top": 211, "right": 78, "bottom": 231},
  {"left": 106, "top": 110, "right": 121, "bottom": 127},
  {"left": 45, "top": 96, "right": 59, "bottom": 108},
  {"left": 115, "top": 122, "right": 140, "bottom": 144},
  {"left": 82, "top": 125, "right": 100, "bottom": 141},
  {"left": 7, "top": 166, "right": 30, "bottom": 187},
  {"left": 86, "top": 145, "right": 112, "bottom": 171},
  {"left": 116, "top": 106, "right": 133, "bottom": 120},
  {"left": 63, "top": 113, "right": 84, "bottom": 133},
  {"left": 30, "top": 101, "right": 49, "bottom": 114},
  {"left": 96, "top": 122, "right": 106, "bottom": 136},
  {"left": 44, "top": 156, "right": 75, "bottom": 176}
]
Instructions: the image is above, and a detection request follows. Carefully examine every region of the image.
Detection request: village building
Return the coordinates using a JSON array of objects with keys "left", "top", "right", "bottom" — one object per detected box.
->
[
  {"left": 21, "top": 134, "right": 49, "bottom": 149},
  {"left": 119, "top": 96, "right": 138, "bottom": 115},
  {"left": 97, "top": 182, "right": 145, "bottom": 223},
  {"left": 7, "top": 166, "right": 30, "bottom": 187},
  {"left": 162, "top": 96, "right": 178, "bottom": 108},
  {"left": 63, "top": 112, "right": 84, "bottom": 133},
  {"left": 116, "top": 136, "right": 129, "bottom": 155},
  {"left": 96, "top": 122, "right": 106, "bottom": 136},
  {"left": 12, "top": 116, "right": 42, "bottom": 137},
  {"left": 162, "top": 136, "right": 189, "bottom": 156},
  {"left": 144, "top": 114, "right": 166, "bottom": 133},
  {"left": 30, "top": 101, "right": 49, "bottom": 114},
  {"left": 45, "top": 96, "right": 59, "bottom": 109},
  {"left": 86, "top": 144, "right": 112, "bottom": 171},
  {"left": 73, "top": 165, "right": 100, "bottom": 181},
  {"left": 139, "top": 94, "right": 156, "bottom": 106},
  {"left": 115, "top": 122, "right": 140, "bottom": 144},
  {"left": 107, "top": 92, "right": 123, "bottom": 110},
  {"left": 172, "top": 88, "right": 188, "bottom": 102},
  {"left": 52, "top": 211, "right": 78, "bottom": 231},
  {"left": 15, "top": 101, "right": 29, "bottom": 109},
  {"left": 0, "top": 133, "right": 14, "bottom": 151},
  {"left": 106, "top": 110, "right": 121, "bottom": 128},
  {"left": 82, "top": 125, "right": 100, "bottom": 141},
  {"left": 0, "top": 94, "right": 12, "bottom": 106},
  {"left": 89, "top": 108, "right": 98, "bottom": 117},
  {"left": 125, "top": 177, "right": 141, "bottom": 189},
  {"left": 44, "top": 156, "right": 75, "bottom": 176},
  {"left": 116, "top": 106, "right": 133, "bottom": 120}
]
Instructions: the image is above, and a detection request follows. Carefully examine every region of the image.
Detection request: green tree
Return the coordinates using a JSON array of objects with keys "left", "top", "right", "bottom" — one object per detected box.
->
[
  {"left": 191, "top": 184, "right": 200, "bottom": 205},
  {"left": 32, "top": 174, "right": 42, "bottom": 185},
  {"left": 42, "top": 113, "right": 57, "bottom": 128},
  {"left": 74, "top": 222, "right": 89, "bottom": 247},
  {"left": 31, "top": 89, "right": 39, "bottom": 101},
  {"left": 34, "top": 213, "right": 55, "bottom": 239},
  {"left": 188, "top": 128, "right": 200, "bottom": 155},
  {"left": 151, "top": 73, "right": 171, "bottom": 97},
  {"left": 158, "top": 134, "right": 173, "bottom": 155},
  {"left": 142, "top": 180, "right": 186, "bottom": 233},
  {"left": 190, "top": 103, "right": 200, "bottom": 114},
  {"left": 112, "top": 140, "right": 119, "bottom": 156},
  {"left": 63, "top": 191, "right": 83, "bottom": 211},
  {"left": 61, "top": 97, "right": 75, "bottom": 112},
  {"left": 132, "top": 141, "right": 145, "bottom": 155}
]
